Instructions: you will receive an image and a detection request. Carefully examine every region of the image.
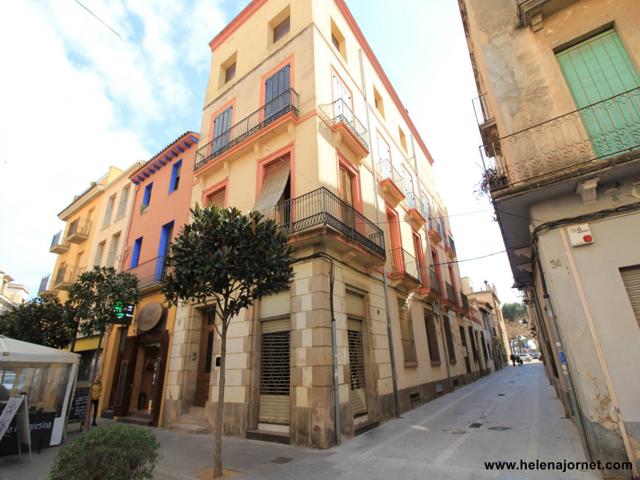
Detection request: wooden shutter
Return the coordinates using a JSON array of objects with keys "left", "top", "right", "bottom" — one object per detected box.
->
[
  {"left": 621, "top": 266, "right": 640, "bottom": 328},
  {"left": 556, "top": 30, "right": 640, "bottom": 158},
  {"left": 212, "top": 106, "right": 233, "bottom": 153}
]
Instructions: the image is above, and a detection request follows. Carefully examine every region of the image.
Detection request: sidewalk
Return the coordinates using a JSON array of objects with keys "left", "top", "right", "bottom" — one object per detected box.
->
[{"left": 0, "top": 364, "right": 600, "bottom": 480}]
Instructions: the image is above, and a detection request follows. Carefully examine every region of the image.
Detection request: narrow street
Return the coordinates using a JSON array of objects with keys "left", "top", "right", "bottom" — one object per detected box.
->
[{"left": 1, "top": 363, "right": 600, "bottom": 480}]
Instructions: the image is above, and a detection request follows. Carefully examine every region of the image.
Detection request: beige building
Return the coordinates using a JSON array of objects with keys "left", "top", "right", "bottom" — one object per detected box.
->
[
  {"left": 162, "top": 0, "right": 490, "bottom": 448},
  {"left": 0, "top": 270, "right": 29, "bottom": 313},
  {"left": 459, "top": 0, "right": 640, "bottom": 475}
]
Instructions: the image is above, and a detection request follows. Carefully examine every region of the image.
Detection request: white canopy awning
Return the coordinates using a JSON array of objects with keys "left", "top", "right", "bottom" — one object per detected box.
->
[{"left": 0, "top": 336, "right": 79, "bottom": 364}]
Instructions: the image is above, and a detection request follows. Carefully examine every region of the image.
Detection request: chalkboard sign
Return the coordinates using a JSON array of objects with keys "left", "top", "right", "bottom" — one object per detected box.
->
[{"left": 68, "top": 387, "right": 90, "bottom": 423}]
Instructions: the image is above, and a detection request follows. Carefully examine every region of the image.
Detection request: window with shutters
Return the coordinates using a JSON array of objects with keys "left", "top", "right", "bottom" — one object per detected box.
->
[
  {"left": 398, "top": 297, "right": 417, "bottom": 365},
  {"left": 424, "top": 308, "right": 440, "bottom": 363},
  {"left": 116, "top": 184, "right": 130, "bottom": 219},
  {"left": 212, "top": 107, "right": 233, "bottom": 155},
  {"left": 468, "top": 326, "right": 479, "bottom": 362},
  {"left": 219, "top": 53, "right": 237, "bottom": 87},
  {"left": 254, "top": 156, "right": 290, "bottom": 214},
  {"left": 94, "top": 241, "right": 106, "bottom": 267},
  {"left": 206, "top": 187, "right": 226, "bottom": 208},
  {"left": 263, "top": 64, "right": 291, "bottom": 122},
  {"left": 102, "top": 195, "right": 116, "bottom": 228},
  {"left": 443, "top": 315, "right": 456, "bottom": 363},
  {"left": 105, "top": 232, "right": 120, "bottom": 268},
  {"left": 620, "top": 265, "right": 640, "bottom": 328}
]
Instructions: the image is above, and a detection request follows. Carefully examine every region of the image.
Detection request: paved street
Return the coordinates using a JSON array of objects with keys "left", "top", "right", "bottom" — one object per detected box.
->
[{"left": 0, "top": 363, "right": 600, "bottom": 480}]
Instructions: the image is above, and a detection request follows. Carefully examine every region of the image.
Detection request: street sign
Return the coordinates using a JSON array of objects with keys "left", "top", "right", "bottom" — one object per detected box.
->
[{"left": 112, "top": 302, "right": 134, "bottom": 325}]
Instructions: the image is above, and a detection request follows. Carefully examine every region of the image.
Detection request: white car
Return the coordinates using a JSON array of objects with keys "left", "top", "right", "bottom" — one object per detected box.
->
[{"left": 519, "top": 353, "right": 533, "bottom": 362}]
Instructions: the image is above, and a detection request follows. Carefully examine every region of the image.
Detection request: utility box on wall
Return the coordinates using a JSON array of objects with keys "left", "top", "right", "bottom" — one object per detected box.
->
[{"left": 567, "top": 224, "right": 593, "bottom": 247}]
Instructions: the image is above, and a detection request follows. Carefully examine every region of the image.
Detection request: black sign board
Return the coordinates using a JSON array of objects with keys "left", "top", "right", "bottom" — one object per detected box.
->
[
  {"left": 112, "top": 302, "right": 134, "bottom": 325},
  {"left": 68, "top": 386, "right": 90, "bottom": 423},
  {"left": 0, "top": 410, "right": 55, "bottom": 455}
]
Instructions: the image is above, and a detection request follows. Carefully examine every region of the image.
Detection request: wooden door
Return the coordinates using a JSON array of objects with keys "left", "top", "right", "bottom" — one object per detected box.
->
[
  {"left": 339, "top": 164, "right": 356, "bottom": 230},
  {"left": 112, "top": 335, "right": 138, "bottom": 417},
  {"left": 194, "top": 311, "right": 215, "bottom": 407},
  {"left": 151, "top": 330, "right": 169, "bottom": 426}
]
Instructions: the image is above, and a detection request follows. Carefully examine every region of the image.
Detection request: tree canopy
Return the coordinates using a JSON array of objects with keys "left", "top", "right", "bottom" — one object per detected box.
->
[
  {"left": 67, "top": 266, "right": 141, "bottom": 337},
  {"left": 0, "top": 293, "right": 75, "bottom": 349},
  {"left": 502, "top": 302, "right": 528, "bottom": 322}
]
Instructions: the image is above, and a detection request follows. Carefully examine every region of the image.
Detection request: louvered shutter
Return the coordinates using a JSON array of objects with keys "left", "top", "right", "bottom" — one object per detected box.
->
[{"left": 621, "top": 266, "right": 640, "bottom": 328}]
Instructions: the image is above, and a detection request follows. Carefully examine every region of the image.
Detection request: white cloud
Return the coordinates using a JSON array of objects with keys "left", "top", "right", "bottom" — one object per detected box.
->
[{"left": 0, "top": 0, "right": 227, "bottom": 296}]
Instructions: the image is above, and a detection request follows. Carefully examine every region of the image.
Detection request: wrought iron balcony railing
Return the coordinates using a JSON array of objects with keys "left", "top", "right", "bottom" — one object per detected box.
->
[
  {"left": 429, "top": 267, "right": 441, "bottom": 294},
  {"left": 388, "top": 247, "right": 421, "bottom": 283},
  {"left": 126, "top": 256, "right": 167, "bottom": 290},
  {"left": 53, "top": 265, "right": 83, "bottom": 290},
  {"left": 461, "top": 292, "right": 469, "bottom": 311},
  {"left": 376, "top": 158, "right": 404, "bottom": 187},
  {"left": 480, "top": 87, "right": 640, "bottom": 192},
  {"left": 319, "top": 98, "right": 368, "bottom": 150},
  {"left": 38, "top": 275, "right": 50, "bottom": 294},
  {"left": 261, "top": 187, "right": 385, "bottom": 259},
  {"left": 472, "top": 93, "right": 494, "bottom": 126},
  {"left": 50, "top": 231, "right": 69, "bottom": 253},
  {"left": 445, "top": 282, "right": 457, "bottom": 305},
  {"left": 195, "top": 88, "right": 300, "bottom": 171},
  {"left": 66, "top": 218, "right": 91, "bottom": 243}
]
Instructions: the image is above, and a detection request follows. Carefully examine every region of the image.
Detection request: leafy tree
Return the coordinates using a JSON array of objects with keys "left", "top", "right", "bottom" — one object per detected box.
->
[
  {"left": 0, "top": 293, "right": 74, "bottom": 348},
  {"left": 49, "top": 423, "right": 160, "bottom": 480},
  {"left": 502, "top": 302, "right": 527, "bottom": 322},
  {"left": 163, "top": 206, "right": 293, "bottom": 478},
  {"left": 67, "top": 266, "right": 140, "bottom": 430}
]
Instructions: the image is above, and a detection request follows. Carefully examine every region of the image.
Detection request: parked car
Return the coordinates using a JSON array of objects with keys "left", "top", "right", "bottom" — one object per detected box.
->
[
  {"left": 519, "top": 353, "right": 533, "bottom": 362},
  {"left": 530, "top": 352, "right": 541, "bottom": 360}
]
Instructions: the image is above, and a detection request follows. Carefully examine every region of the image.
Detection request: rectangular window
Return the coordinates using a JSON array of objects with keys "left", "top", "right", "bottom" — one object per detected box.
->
[
  {"left": 224, "top": 62, "right": 236, "bottom": 84},
  {"left": 94, "top": 241, "right": 106, "bottom": 267},
  {"left": 156, "top": 221, "right": 174, "bottom": 280},
  {"left": 424, "top": 308, "right": 440, "bottom": 363},
  {"left": 398, "top": 297, "right": 417, "bottom": 364},
  {"left": 206, "top": 188, "right": 226, "bottom": 208},
  {"left": 105, "top": 232, "right": 120, "bottom": 268},
  {"left": 373, "top": 86, "right": 384, "bottom": 118},
  {"left": 399, "top": 127, "right": 408, "bottom": 152},
  {"left": 142, "top": 183, "right": 153, "bottom": 209},
  {"left": 102, "top": 195, "right": 116, "bottom": 228},
  {"left": 443, "top": 316, "right": 456, "bottom": 363},
  {"left": 620, "top": 266, "right": 640, "bottom": 327},
  {"left": 273, "top": 16, "right": 290, "bottom": 43},
  {"left": 468, "top": 326, "right": 479, "bottom": 362},
  {"left": 116, "top": 184, "right": 130, "bottom": 219},
  {"left": 330, "top": 19, "right": 346, "bottom": 60},
  {"left": 130, "top": 237, "right": 143, "bottom": 268},
  {"left": 169, "top": 160, "right": 182, "bottom": 193}
]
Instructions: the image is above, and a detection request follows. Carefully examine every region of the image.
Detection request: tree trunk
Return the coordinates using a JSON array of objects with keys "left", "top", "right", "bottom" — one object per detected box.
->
[
  {"left": 83, "top": 329, "right": 105, "bottom": 431},
  {"left": 213, "top": 319, "right": 228, "bottom": 478}
]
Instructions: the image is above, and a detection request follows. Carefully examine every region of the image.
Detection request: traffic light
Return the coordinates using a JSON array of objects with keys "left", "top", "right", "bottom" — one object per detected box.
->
[{"left": 113, "top": 301, "right": 134, "bottom": 325}]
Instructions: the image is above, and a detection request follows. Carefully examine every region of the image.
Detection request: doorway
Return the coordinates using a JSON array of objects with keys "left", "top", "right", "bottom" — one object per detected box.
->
[
  {"left": 136, "top": 344, "right": 160, "bottom": 413},
  {"left": 194, "top": 309, "right": 216, "bottom": 407},
  {"left": 459, "top": 326, "right": 471, "bottom": 374}
]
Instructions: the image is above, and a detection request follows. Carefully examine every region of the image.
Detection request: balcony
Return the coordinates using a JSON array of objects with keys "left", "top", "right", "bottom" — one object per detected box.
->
[
  {"left": 53, "top": 265, "right": 82, "bottom": 290},
  {"left": 262, "top": 187, "right": 385, "bottom": 264},
  {"left": 428, "top": 217, "right": 443, "bottom": 245},
  {"left": 480, "top": 87, "right": 640, "bottom": 196},
  {"left": 66, "top": 218, "right": 91, "bottom": 244},
  {"left": 445, "top": 235, "right": 456, "bottom": 259},
  {"left": 375, "top": 159, "right": 405, "bottom": 207},
  {"left": 444, "top": 282, "right": 458, "bottom": 308},
  {"left": 195, "top": 88, "right": 300, "bottom": 172},
  {"left": 319, "top": 99, "right": 369, "bottom": 158},
  {"left": 416, "top": 265, "right": 441, "bottom": 299},
  {"left": 405, "top": 193, "right": 427, "bottom": 229},
  {"left": 126, "top": 256, "right": 166, "bottom": 292},
  {"left": 461, "top": 292, "right": 470, "bottom": 311},
  {"left": 38, "top": 275, "right": 51, "bottom": 295},
  {"left": 49, "top": 231, "right": 69, "bottom": 254},
  {"left": 472, "top": 93, "right": 499, "bottom": 149},
  {"left": 387, "top": 247, "right": 421, "bottom": 290}
]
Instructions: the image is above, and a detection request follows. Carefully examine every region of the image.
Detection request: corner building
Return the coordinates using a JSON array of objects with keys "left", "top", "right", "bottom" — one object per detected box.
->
[{"left": 166, "top": 0, "right": 482, "bottom": 447}]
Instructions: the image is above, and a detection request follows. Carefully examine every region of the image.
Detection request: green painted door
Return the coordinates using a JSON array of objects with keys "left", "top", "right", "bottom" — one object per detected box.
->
[{"left": 556, "top": 30, "right": 640, "bottom": 158}]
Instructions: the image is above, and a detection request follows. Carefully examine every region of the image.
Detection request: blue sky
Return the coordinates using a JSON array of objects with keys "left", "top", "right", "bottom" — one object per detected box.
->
[{"left": 0, "top": 0, "right": 519, "bottom": 304}]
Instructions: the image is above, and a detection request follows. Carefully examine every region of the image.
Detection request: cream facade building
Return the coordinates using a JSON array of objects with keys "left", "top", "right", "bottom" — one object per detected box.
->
[
  {"left": 459, "top": 0, "right": 640, "bottom": 475},
  {"left": 162, "top": 0, "right": 491, "bottom": 448}
]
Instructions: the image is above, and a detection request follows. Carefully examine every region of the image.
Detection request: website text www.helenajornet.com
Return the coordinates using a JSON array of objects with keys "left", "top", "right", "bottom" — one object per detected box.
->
[{"left": 484, "top": 458, "right": 633, "bottom": 474}]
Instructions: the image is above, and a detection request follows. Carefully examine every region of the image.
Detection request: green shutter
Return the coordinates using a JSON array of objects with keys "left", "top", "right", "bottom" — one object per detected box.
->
[{"left": 556, "top": 30, "right": 640, "bottom": 158}]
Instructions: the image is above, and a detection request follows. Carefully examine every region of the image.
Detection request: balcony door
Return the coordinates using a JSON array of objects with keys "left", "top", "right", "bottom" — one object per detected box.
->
[
  {"left": 332, "top": 72, "right": 353, "bottom": 123},
  {"left": 212, "top": 106, "right": 233, "bottom": 155},
  {"left": 386, "top": 207, "right": 403, "bottom": 272},
  {"left": 556, "top": 29, "right": 640, "bottom": 158},
  {"left": 339, "top": 163, "right": 358, "bottom": 230},
  {"left": 264, "top": 64, "right": 291, "bottom": 122}
]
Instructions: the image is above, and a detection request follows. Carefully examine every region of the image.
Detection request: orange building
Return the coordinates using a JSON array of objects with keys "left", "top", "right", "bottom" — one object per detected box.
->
[{"left": 99, "top": 131, "right": 200, "bottom": 426}]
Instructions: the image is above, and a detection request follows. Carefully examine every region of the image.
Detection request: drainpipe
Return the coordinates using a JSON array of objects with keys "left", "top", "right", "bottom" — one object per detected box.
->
[
  {"left": 358, "top": 48, "right": 400, "bottom": 418},
  {"left": 533, "top": 258, "right": 593, "bottom": 463}
]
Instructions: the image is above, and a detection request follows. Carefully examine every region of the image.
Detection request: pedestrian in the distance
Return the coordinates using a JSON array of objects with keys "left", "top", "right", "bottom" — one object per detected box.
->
[
  {"left": 510, "top": 354, "right": 517, "bottom": 367},
  {"left": 91, "top": 378, "right": 102, "bottom": 426}
]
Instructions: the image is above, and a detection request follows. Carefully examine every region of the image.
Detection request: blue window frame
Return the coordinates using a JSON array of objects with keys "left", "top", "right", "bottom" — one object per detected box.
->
[
  {"left": 142, "top": 183, "right": 153, "bottom": 208},
  {"left": 169, "top": 160, "right": 182, "bottom": 193},
  {"left": 131, "top": 237, "right": 143, "bottom": 268},
  {"left": 156, "top": 221, "right": 174, "bottom": 280}
]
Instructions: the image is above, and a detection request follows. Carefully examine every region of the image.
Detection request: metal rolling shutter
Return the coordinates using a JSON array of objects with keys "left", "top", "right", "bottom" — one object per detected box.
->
[
  {"left": 621, "top": 266, "right": 640, "bottom": 327},
  {"left": 347, "top": 316, "right": 367, "bottom": 416}
]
